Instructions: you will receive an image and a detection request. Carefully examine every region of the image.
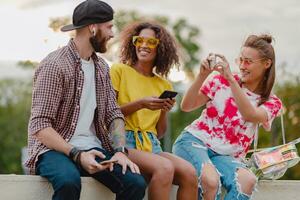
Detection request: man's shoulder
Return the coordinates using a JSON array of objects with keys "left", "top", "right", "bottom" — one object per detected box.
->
[{"left": 38, "top": 45, "right": 74, "bottom": 72}]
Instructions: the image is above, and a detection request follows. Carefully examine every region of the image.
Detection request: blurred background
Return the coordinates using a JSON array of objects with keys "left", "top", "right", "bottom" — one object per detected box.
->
[{"left": 0, "top": 0, "right": 299, "bottom": 179}]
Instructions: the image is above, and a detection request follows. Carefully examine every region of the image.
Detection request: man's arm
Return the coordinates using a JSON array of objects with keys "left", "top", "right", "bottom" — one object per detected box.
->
[
  {"left": 108, "top": 118, "right": 140, "bottom": 174},
  {"left": 109, "top": 118, "right": 126, "bottom": 149},
  {"left": 36, "top": 127, "right": 72, "bottom": 156}
]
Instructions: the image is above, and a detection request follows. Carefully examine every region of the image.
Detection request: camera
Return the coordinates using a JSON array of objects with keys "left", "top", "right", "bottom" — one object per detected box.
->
[{"left": 208, "top": 54, "right": 217, "bottom": 69}]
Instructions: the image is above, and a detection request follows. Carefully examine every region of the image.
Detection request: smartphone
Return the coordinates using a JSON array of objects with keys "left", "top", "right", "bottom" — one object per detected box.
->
[
  {"left": 159, "top": 90, "right": 178, "bottom": 99},
  {"left": 99, "top": 159, "right": 118, "bottom": 165}
]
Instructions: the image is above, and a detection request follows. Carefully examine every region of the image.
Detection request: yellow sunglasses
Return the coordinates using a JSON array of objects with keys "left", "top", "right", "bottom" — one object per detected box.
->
[{"left": 132, "top": 36, "right": 160, "bottom": 49}]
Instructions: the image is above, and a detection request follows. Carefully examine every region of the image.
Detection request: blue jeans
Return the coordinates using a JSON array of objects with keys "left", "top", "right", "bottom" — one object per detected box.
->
[
  {"left": 36, "top": 148, "right": 147, "bottom": 200},
  {"left": 172, "top": 131, "right": 255, "bottom": 200},
  {"left": 125, "top": 130, "right": 163, "bottom": 154}
]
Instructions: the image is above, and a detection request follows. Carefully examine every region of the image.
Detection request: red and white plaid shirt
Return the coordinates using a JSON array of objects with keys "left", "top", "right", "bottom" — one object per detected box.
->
[{"left": 26, "top": 39, "right": 124, "bottom": 174}]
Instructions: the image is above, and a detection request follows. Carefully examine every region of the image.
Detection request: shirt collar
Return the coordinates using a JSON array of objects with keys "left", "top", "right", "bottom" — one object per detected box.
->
[{"left": 67, "top": 39, "right": 100, "bottom": 66}]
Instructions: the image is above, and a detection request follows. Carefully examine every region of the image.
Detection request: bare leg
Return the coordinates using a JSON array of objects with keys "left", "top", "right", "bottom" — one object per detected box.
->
[
  {"left": 128, "top": 149, "right": 174, "bottom": 200},
  {"left": 201, "top": 164, "right": 220, "bottom": 200},
  {"left": 160, "top": 152, "right": 198, "bottom": 200},
  {"left": 236, "top": 168, "right": 257, "bottom": 195}
]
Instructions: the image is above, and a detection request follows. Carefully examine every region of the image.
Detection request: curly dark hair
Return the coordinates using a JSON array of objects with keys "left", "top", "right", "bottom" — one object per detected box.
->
[{"left": 119, "top": 21, "right": 180, "bottom": 77}]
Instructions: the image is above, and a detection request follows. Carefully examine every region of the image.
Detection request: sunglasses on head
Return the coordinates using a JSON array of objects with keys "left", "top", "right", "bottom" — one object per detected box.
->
[
  {"left": 132, "top": 36, "right": 160, "bottom": 49},
  {"left": 235, "top": 57, "right": 265, "bottom": 67}
]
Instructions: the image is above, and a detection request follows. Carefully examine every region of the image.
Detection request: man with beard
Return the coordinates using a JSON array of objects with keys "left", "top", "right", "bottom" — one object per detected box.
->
[{"left": 25, "top": 1, "right": 147, "bottom": 200}]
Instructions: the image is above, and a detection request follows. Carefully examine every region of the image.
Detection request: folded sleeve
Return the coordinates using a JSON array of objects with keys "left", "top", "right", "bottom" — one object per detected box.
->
[
  {"left": 28, "top": 61, "right": 63, "bottom": 135},
  {"left": 259, "top": 95, "right": 283, "bottom": 131}
]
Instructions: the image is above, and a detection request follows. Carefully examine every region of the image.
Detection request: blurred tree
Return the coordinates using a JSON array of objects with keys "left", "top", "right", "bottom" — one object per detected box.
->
[
  {"left": 275, "top": 77, "right": 300, "bottom": 180},
  {"left": 0, "top": 79, "right": 31, "bottom": 173},
  {"left": 17, "top": 60, "right": 38, "bottom": 69}
]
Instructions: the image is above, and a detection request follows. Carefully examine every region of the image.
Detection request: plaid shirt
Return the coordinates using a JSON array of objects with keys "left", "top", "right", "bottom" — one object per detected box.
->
[{"left": 26, "top": 39, "right": 124, "bottom": 174}]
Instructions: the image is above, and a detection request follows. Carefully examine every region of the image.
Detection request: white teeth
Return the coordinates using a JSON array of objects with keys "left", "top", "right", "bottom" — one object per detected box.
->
[{"left": 139, "top": 50, "right": 150, "bottom": 56}]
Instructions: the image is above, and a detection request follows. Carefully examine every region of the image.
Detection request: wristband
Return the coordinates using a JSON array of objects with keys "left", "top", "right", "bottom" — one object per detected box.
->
[
  {"left": 114, "top": 146, "right": 129, "bottom": 156},
  {"left": 69, "top": 147, "right": 81, "bottom": 162}
]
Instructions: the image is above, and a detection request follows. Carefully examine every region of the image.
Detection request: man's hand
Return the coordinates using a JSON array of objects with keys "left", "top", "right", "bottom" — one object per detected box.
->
[
  {"left": 80, "top": 150, "right": 110, "bottom": 174},
  {"left": 110, "top": 152, "right": 140, "bottom": 174}
]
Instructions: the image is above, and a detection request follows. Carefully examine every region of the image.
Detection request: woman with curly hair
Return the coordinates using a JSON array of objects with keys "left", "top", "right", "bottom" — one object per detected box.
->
[{"left": 110, "top": 21, "right": 198, "bottom": 200}]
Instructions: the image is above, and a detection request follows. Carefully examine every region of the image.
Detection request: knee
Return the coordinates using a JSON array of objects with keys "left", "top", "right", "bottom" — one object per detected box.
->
[
  {"left": 201, "top": 165, "right": 220, "bottom": 191},
  {"left": 237, "top": 168, "right": 257, "bottom": 194},
  {"left": 153, "top": 158, "right": 175, "bottom": 183},
  {"left": 179, "top": 164, "right": 198, "bottom": 186},
  {"left": 201, "top": 173, "right": 219, "bottom": 191}
]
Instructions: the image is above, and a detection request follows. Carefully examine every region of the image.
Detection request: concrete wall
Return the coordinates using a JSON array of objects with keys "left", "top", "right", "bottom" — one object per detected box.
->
[{"left": 1, "top": 175, "right": 300, "bottom": 200}]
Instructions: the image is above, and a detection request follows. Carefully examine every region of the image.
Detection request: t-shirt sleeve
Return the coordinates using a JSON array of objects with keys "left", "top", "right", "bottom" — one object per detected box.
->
[
  {"left": 259, "top": 95, "right": 282, "bottom": 131},
  {"left": 200, "top": 74, "right": 223, "bottom": 99},
  {"left": 109, "top": 63, "right": 121, "bottom": 92},
  {"left": 166, "top": 80, "right": 173, "bottom": 91}
]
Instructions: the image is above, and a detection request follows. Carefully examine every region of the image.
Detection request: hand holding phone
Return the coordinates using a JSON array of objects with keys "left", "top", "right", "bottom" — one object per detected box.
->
[{"left": 159, "top": 90, "right": 178, "bottom": 99}]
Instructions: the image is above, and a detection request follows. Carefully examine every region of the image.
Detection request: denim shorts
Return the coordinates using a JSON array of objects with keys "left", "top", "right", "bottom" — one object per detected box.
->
[
  {"left": 125, "top": 130, "right": 163, "bottom": 154},
  {"left": 172, "top": 131, "right": 255, "bottom": 200}
]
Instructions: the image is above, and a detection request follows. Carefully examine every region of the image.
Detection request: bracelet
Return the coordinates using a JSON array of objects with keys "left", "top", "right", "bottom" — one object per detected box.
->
[
  {"left": 75, "top": 151, "right": 82, "bottom": 169},
  {"left": 69, "top": 147, "right": 81, "bottom": 162}
]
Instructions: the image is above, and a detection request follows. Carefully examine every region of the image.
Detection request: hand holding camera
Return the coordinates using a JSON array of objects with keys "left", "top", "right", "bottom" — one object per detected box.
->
[{"left": 199, "top": 53, "right": 220, "bottom": 76}]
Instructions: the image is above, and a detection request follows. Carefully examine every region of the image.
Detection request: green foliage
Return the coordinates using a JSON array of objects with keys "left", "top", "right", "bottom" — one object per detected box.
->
[
  {"left": 0, "top": 79, "right": 32, "bottom": 174},
  {"left": 17, "top": 60, "right": 39, "bottom": 69},
  {"left": 275, "top": 80, "right": 300, "bottom": 179}
]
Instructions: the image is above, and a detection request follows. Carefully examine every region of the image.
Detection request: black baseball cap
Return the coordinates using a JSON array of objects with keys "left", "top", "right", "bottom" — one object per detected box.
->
[{"left": 61, "top": 0, "right": 114, "bottom": 32}]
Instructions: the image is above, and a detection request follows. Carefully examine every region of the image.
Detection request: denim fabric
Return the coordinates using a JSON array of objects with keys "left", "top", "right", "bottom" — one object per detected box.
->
[
  {"left": 36, "top": 148, "right": 146, "bottom": 200},
  {"left": 172, "top": 131, "right": 254, "bottom": 200},
  {"left": 125, "top": 130, "right": 163, "bottom": 154}
]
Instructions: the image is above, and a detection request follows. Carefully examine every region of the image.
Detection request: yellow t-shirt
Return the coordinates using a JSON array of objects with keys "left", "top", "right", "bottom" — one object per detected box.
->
[{"left": 110, "top": 63, "right": 173, "bottom": 151}]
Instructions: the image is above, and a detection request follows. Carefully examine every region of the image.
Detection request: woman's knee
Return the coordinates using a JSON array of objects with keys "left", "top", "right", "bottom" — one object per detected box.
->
[
  {"left": 200, "top": 164, "right": 220, "bottom": 191},
  {"left": 237, "top": 168, "right": 257, "bottom": 194},
  {"left": 152, "top": 158, "right": 175, "bottom": 183},
  {"left": 177, "top": 162, "right": 198, "bottom": 185}
]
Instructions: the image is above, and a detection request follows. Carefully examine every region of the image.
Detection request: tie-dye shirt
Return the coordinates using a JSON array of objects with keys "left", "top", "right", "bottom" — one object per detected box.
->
[{"left": 185, "top": 74, "right": 282, "bottom": 158}]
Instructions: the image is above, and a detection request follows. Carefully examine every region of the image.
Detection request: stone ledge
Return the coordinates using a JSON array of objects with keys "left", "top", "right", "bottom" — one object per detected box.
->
[{"left": 1, "top": 175, "right": 300, "bottom": 200}]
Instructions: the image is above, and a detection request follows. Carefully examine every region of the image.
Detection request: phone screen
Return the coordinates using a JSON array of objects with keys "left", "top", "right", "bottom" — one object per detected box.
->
[{"left": 159, "top": 90, "right": 178, "bottom": 99}]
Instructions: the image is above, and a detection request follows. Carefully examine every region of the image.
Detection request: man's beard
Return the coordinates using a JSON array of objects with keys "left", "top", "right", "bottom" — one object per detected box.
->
[{"left": 89, "top": 29, "right": 107, "bottom": 53}]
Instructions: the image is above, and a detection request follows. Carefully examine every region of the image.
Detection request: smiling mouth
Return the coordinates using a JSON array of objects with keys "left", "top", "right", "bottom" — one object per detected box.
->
[
  {"left": 241, "top": 71, "right": 250, "bottom": 77},
  {"left": 138, "top": 49, "right": 151, "bottom": 56}
]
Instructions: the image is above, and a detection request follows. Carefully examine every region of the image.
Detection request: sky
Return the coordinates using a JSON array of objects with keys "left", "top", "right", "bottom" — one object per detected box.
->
[{"left": 0, "top": 0, "right": 299, "bottom": 79}]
